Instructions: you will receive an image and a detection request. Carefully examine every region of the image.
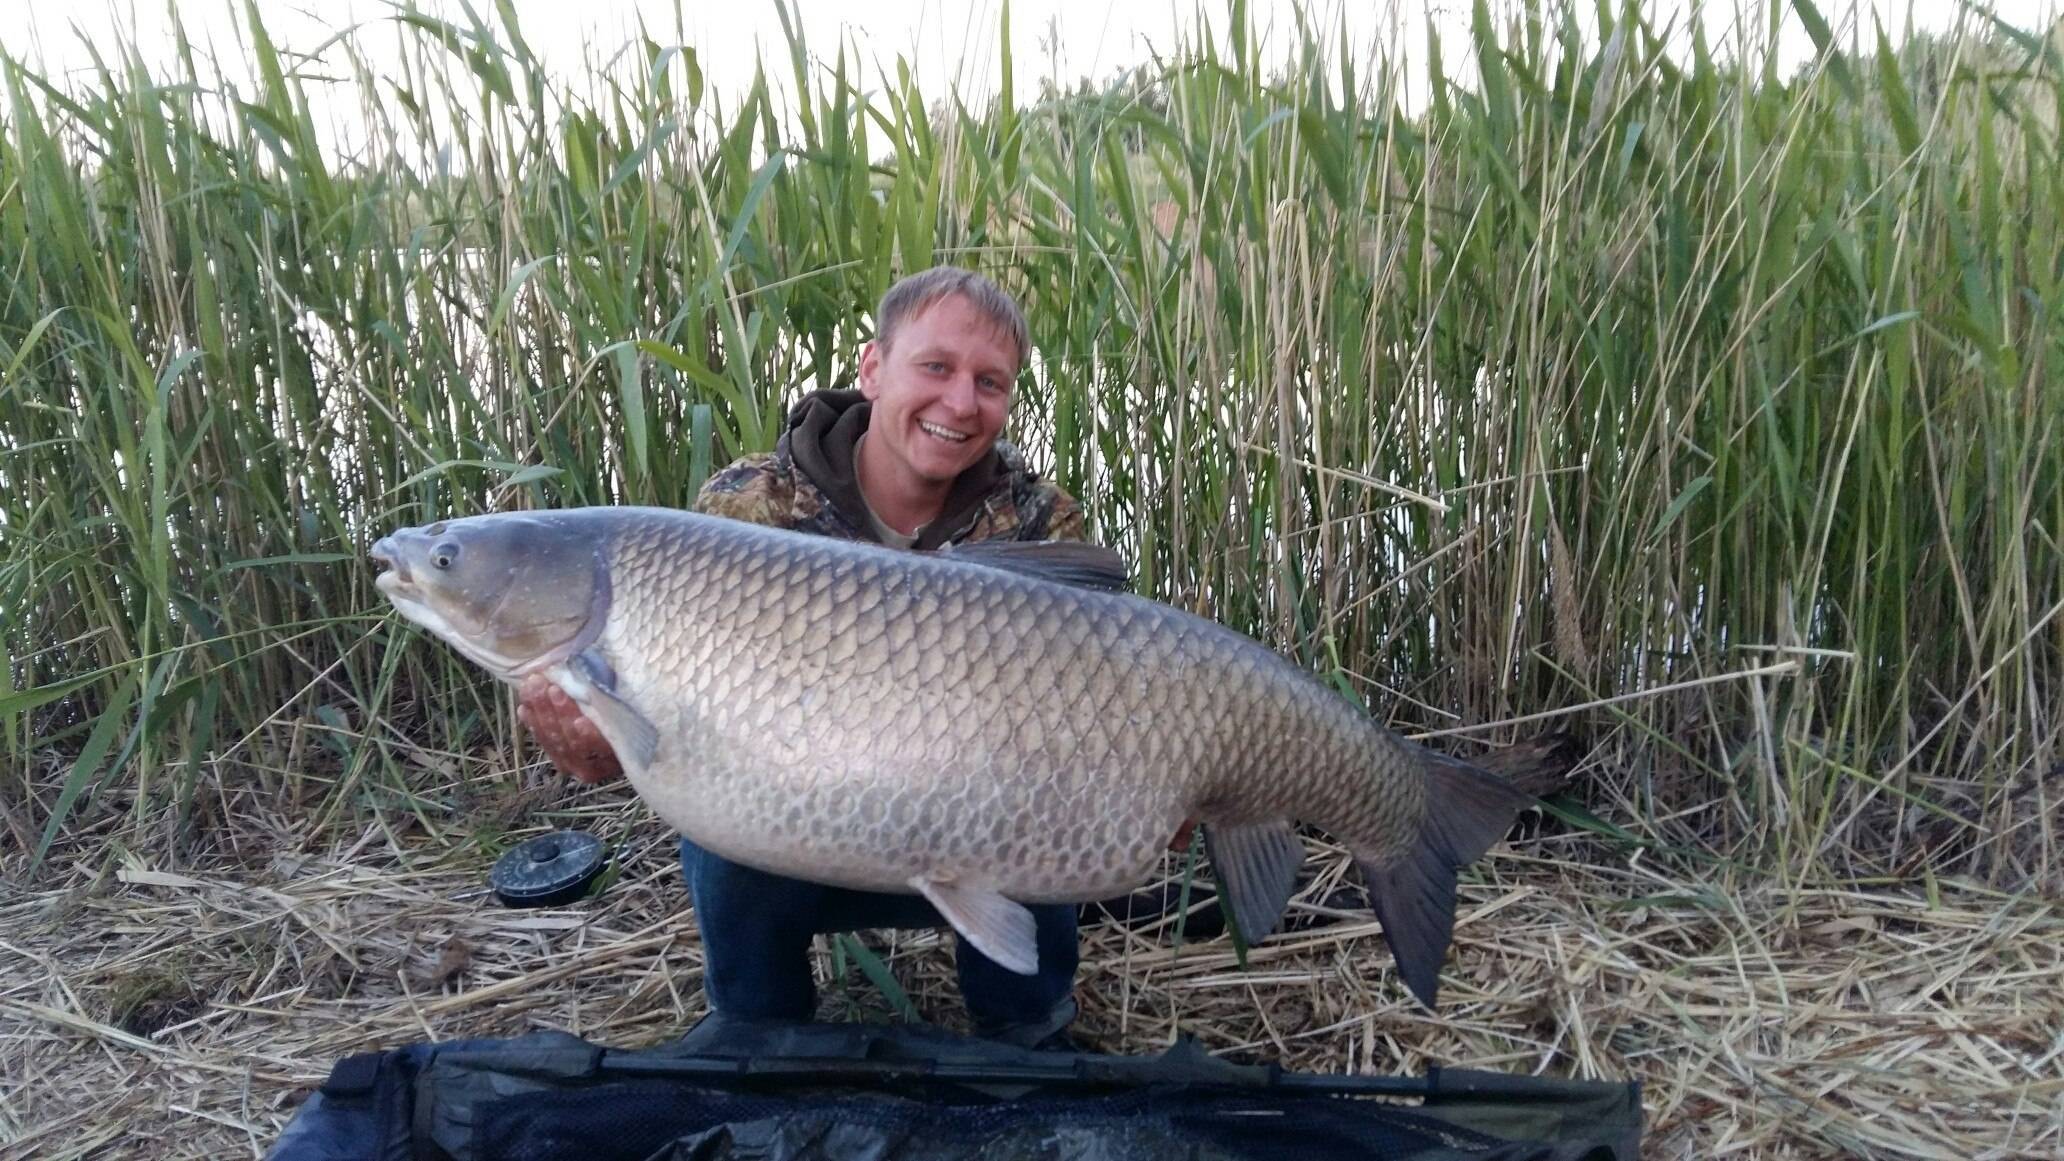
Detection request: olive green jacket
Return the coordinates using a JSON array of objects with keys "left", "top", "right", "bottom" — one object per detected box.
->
[{"left": 692, "top": 389, "right": 1086, "bottom": 549}]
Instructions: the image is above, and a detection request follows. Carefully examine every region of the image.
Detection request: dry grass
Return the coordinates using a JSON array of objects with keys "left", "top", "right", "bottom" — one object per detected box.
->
[{"left": 2, "top": 751, "right": 2058, "bottom": 1161}]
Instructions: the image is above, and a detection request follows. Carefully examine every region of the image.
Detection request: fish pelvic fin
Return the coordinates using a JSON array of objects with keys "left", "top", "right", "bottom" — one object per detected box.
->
[
  {"left": 910, "top": 872, "right": 1040, "bottom": 975},
  {"left": 1356, "top": 747, "right": 1537, "bottom": 1009},
  {"left": 1203, "top": 820, "right": 1305, "bottom": 945}
]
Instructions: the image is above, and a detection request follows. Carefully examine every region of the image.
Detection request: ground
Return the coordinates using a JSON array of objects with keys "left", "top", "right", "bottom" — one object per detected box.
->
[{"left": 1, "top": 763, "right": 2058, "bottom": 1160}]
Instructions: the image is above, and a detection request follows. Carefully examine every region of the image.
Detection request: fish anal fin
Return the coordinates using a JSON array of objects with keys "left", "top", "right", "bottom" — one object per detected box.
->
[
  {"left": 910, "top": 872, "right": 1040, "bottom": 975},
  {"left": 1357, "top": 749, "right": 1536, "bottom": 1009},
  {"left": 938, "top": 540, "right": 1130, "bottom": 592},
  {"left": 1204, "top": 820, "right": 1304, "bottom": 945}
]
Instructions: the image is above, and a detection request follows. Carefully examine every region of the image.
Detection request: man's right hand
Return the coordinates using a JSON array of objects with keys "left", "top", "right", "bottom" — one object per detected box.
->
[{"left": 515, "top": 674, "right": 624, "bottom": 784}]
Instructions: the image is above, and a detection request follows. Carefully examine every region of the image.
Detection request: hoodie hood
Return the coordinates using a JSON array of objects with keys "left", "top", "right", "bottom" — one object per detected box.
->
[{"left": 782, "top": 388, "right": 1004, "bottom": 550}]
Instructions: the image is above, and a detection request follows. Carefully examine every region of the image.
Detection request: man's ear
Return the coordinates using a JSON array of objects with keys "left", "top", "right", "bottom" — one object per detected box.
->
[{"left": 856, "top": 341, "right": 883, "bottom": 400}]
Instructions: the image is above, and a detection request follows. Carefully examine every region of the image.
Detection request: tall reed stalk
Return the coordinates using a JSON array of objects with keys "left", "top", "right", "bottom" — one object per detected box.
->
[{"left": 4, "top": 0, "right": 2058, "bottom": 888}]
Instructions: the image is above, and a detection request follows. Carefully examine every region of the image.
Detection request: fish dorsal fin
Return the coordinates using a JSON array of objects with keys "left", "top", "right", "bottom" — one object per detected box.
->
[
  {"left": 909, "top": 871, "right": 1040, "bottom": 975},
  {"left": 936, "top": 540, "right": 1130, "bottom": 592}
]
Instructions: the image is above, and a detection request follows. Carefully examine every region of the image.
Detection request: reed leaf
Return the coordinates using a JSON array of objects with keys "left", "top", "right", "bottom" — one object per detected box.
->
[{"left": 2, "top": 0, "right": 2058, "bottom": 894}]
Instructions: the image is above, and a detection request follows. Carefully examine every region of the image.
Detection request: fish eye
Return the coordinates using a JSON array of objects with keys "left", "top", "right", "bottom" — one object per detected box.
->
[{"left": 432, "top": 543, "right": 460, "bottom": 569}]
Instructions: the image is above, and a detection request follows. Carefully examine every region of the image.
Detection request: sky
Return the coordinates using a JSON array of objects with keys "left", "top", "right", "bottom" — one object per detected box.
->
[
  {"left": 12, "top": 0, "right": 2043, "bottom": 106},
  {"left": 4, "top": 0, "right": 2053, "bottom": 167}
]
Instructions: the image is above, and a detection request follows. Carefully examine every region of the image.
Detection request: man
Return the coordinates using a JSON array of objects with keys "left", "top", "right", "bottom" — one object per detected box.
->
[{"left": 517, "top": 267, "right": 1092, "bottom": 1049}]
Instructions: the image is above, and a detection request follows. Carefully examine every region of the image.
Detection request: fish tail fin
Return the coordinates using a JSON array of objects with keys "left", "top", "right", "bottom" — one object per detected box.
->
[{"left": 1354, "top": 746, "right": 1536, "bottom": 1009}]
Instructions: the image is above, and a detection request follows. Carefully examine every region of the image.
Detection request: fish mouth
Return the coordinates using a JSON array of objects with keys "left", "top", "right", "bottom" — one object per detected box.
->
[{"left": 369, "top": 536, "right": 414, "bottom": 594}]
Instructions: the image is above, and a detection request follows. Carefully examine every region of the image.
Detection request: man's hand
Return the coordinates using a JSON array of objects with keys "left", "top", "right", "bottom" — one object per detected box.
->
[
  {"left": 514, "top": 674, "right": 623, "bottom": 784},
  {"left": 1168, "top": 819, "right": 1197, "bottom": 852}
]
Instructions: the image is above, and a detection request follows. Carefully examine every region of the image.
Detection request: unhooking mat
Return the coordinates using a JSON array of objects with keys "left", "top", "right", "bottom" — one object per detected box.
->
[{"left": 264, "top": 1018, "right": 1642, "bottom": 1161}]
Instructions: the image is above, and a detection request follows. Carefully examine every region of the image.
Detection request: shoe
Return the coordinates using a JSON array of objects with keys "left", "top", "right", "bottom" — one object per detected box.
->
[
  {"left": 1026, "top": 1027, "right": 1084, "bottom": 1053},
  {"left": 975, "top": 997, "right": 1081, "bottom": 1052}
]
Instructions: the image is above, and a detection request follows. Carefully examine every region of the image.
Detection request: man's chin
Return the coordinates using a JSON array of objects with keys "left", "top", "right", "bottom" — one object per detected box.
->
[{"left": 911, "top": 444, "right": 984, "bottom": 482}]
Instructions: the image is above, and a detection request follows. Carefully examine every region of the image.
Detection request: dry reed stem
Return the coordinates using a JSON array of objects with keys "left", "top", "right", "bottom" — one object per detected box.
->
[{"left": 1, "top": 768, "right": 2058, "bottom": 1161}]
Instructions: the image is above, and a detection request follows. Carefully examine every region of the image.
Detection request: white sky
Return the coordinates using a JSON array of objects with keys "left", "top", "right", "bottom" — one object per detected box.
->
[
  {"left": 12, "top": 0, "right": 2042, "bottom": 109},
  {"left": 4, "top": 0, "right": 2052, "bottom": 171}
]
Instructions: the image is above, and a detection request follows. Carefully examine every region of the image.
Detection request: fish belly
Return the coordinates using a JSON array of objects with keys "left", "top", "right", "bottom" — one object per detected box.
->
[
  {"left": 590, "top": 510, "right": 1366, "bottom": 903},
  {"left": 621, "top": 689, "right": 1187, "bottom": 902}
]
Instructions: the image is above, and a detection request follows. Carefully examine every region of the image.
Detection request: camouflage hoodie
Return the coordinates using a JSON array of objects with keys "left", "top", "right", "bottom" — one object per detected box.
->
[{"left": 693, "top": 389, "right": 1086, "bottom": 549}]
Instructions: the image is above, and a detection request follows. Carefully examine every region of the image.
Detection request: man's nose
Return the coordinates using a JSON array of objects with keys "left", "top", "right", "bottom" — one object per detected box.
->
[{"left": 941, "top": 372, "right": 979, "bottom": 415}]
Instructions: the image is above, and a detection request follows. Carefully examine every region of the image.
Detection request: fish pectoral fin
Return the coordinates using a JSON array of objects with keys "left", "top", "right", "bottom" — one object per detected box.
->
[
  {"left": 1204, "top": 820, "right": 1305, "bottom": 944},
  {"left": 569, "top": 648, "right": 618, "bottom": 693},
  {"left": 566, "top": 666, "right": 659, "bottom": 773},
  {"left": 936, "top": 540, "right": 1131, "bottom": 593},
  {"left": 909, "top": 872, "right": 1040, "bottom": 975}
]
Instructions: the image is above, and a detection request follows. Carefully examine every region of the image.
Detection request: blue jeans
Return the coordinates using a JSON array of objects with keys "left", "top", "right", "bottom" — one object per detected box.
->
[{"left": 678, "top": 837, "right": 1080, "bottom": 1039}]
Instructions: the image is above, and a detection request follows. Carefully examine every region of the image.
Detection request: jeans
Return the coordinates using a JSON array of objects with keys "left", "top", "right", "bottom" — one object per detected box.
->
[{"left": 678, "top": 836, "right": 1080, "bottom": 1041}]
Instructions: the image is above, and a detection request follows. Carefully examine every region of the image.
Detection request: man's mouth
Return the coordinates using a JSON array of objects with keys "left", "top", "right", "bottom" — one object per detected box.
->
[{"left": 918, "top": 420, "right": 970, "bottom": 444}]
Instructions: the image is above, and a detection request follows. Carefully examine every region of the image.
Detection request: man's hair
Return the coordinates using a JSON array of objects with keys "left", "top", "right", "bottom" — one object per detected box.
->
[{"left": 873, "top": 266, "right": 1030, "bottom": 374}]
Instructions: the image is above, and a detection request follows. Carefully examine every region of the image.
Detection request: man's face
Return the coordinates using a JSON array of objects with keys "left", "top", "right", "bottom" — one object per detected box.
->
[{"left": 857, "top": 293, "right": 1017, "bottom": 485}]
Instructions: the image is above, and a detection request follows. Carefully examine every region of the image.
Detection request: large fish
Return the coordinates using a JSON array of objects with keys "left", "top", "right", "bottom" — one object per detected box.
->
[{"left": 370, "top": 507, "right": 1535, "bottom": 1006}]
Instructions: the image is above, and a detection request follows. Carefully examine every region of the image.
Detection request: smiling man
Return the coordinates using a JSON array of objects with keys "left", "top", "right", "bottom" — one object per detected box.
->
[
  {"left": 850, "top": 287, "right": 1021, "bottom": 542},
  {"left": 697, "top": 269, "right": 1080, "bottom": 551},
  {"left": 517, "top": 267, "right": 1092, "bottom": 1050}
]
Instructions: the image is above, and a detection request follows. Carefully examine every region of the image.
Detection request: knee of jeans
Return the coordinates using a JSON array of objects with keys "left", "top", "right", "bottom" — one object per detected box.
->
[
  {"left": 1034, "top": 902, "right": 1080, "bottom": 944},
  {"left": 681, "top": 841, "right": 821, "bottom": 925},
  {"left": 676, "top": 835, "right": 710, "bottom": 877}
]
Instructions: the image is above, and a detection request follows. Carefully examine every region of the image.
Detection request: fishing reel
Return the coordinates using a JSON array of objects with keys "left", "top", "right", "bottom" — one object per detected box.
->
[{"left": 488, "top": 829, "right": 611, "bottom": 907}]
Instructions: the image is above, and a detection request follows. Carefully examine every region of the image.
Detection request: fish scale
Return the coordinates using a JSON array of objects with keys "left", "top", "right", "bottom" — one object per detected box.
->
[{"left": 371, "top": 505, "right": 1535, "bottom": 1006}]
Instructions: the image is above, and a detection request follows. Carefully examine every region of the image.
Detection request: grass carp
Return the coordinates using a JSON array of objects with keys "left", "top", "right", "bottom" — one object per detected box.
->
[{"left": 370, "top": 506, "right": 1535, "bottom": 1006}]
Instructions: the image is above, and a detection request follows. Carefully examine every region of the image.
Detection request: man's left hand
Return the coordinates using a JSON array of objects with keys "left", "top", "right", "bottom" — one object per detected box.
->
[{"left": 515, "top": 674, "right": 623, "bottom": 784}]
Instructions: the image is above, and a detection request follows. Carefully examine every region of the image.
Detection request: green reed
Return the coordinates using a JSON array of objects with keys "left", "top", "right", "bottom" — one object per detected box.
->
[{"left": 3, "top": 0, "right": 2057, "bottom": 886}]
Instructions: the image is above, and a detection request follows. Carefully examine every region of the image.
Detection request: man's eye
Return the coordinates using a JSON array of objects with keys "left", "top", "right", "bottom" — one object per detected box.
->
[{"left": 924, "top": 361, "right": 947, "bottom": 373}]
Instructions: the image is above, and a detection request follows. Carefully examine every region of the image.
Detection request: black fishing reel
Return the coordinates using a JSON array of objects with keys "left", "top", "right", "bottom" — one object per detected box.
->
[{"left": 489, "top": 829, "right": 610, "bottom": 907}]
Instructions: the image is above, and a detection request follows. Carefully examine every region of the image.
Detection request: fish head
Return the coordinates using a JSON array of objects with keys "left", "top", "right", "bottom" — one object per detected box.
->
[{"left": 370, "top": 513, "right": 608, "bottom": 680}]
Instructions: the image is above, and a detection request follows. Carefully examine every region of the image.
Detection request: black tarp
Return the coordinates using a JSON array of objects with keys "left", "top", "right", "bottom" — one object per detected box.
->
[{"left": 265, "top": 1019, "right": 1641, "bottom": 1161}]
